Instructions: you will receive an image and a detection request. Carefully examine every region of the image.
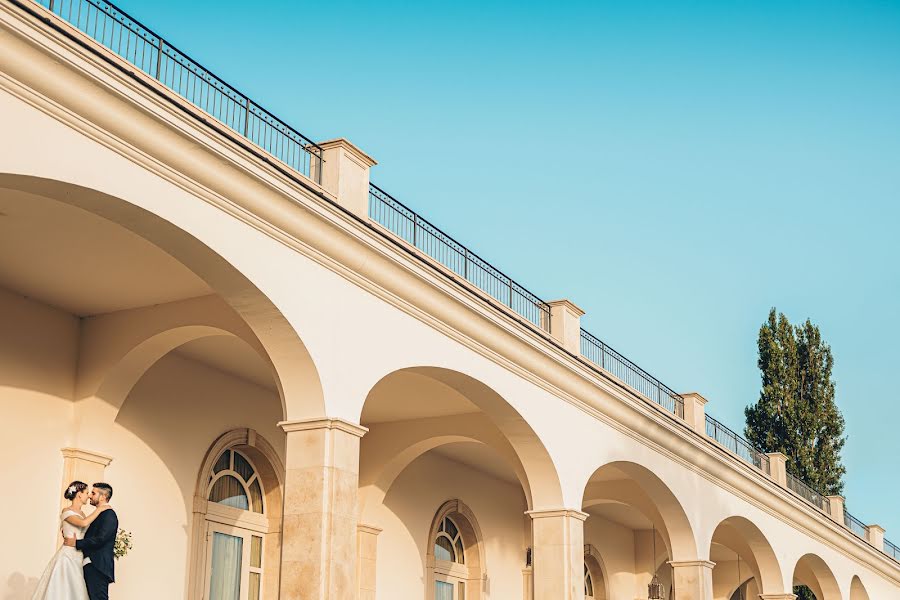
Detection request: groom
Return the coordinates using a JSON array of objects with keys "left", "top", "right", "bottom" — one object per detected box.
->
[{"left": 64, "top": 482, "right": 118, "bottom": 600}]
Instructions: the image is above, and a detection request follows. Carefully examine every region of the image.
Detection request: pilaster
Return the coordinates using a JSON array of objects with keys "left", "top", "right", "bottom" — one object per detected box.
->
[{"left": 357, "top": 523, "right": 381, "bottom": 600}]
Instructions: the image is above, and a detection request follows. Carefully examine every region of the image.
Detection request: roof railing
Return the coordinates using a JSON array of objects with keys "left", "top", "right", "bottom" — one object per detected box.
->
[
  {"left": 704, "top": 414, "right": 771, "bottom": 475},
  {"left": 844, "top": 510, "right": 868, "bottom": 540},
  {"left": 36, "top": 0, "right": 323, "bottom": 182},
  {"left": 786, "top": 472, "right": 831, "bottom": 514},
  {"left": 579, "top": 329, "right": 685, "bottom": 418},
  {"left": 885, "top": 538, "right": 900, "bottom": 562},
  {"left": 368, "top": 184, "right": 551, "bottom": 332}
]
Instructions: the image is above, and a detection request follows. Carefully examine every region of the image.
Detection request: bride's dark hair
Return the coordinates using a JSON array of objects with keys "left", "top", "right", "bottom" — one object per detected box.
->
[{"left": 64, "top": 481, "right": 88, "bottom": 501}]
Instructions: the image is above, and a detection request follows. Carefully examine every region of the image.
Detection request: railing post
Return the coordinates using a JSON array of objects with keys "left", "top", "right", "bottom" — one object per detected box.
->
[
  {"left": 681, "top": 392, "right": 708, "bottom": 435},
  {"left": 463, "top": 248, "right": 469, "bottom": 280},
  {"left": 412, "top": 214, "right": 418, "bottom": 247},
  {"left": 317, "top": 139, "right": 377, "bottom": 219},
  {"left": 866, "top": 524, "right": 885, "bottom": 548},
  {"left": 765, "top": 452, "right": 788, "bottom": 486},
  {"left": 825, "top": 495, "right": 845, "bottom": 524},
  {"left": 243, "top": 97, "right": 251, "bottom": 137},
  {"left": 547, "top": 300, "right": 585, "bottom": 354},
  {"left": 48, "top": 0, "right": 55, "bottom": 13},
  {"left": 155, "top": 38, "right": 164, "bottom": 80}
]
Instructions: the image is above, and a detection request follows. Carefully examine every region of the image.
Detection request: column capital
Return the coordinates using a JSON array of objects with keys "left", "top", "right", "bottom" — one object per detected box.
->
[
  {"left": 668, "top": 559, "right": 716, "bottom": 570},
  {"left": 357, "top": 523, "right": 383, "bottom": 536},
  {"left": 318, "top": 138, "right": 378, "bottom": 169},
  {"left": 525, "top": 508, "right": 589, "bottom": 522},
  {"left": 61, "top": 447, "right": 113, "bottom": 467},
  {"left": 278, "top": 417, "right": 368, "bottom": 437}
]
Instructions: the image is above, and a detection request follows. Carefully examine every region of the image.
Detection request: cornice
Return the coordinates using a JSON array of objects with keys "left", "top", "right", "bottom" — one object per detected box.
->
[
  {"left": 2, "top": 2, "right": 898, "bottom": 583},
  {"left": 61, "top": 446, "right": 113, "bottom": 466},
  {"left": 278, "top": 418, "right": 368, "bottom": 438}
]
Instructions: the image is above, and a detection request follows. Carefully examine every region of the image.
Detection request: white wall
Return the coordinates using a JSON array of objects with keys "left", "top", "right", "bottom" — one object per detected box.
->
[
  {"left": 0, "top": 288, "right": 78, "bottom": 599},
  {"left": 373, "top": 450, "right": 528, "bottom": 600}
]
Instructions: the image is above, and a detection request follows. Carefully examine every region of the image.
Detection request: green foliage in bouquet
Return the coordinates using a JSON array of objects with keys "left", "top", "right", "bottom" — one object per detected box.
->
[{"left": 113, "top": 528, "right": 133, "bottom": 560}]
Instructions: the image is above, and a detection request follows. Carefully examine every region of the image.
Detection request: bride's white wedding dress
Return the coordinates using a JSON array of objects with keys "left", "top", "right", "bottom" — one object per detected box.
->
[{"left": 30, "top": 509, "right": 90, "bottom": 600}]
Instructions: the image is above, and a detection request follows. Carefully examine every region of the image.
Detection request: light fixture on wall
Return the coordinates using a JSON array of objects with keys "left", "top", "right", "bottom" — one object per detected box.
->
[{"left": 648, "top": 524, "right": 664, "bottom": 600}]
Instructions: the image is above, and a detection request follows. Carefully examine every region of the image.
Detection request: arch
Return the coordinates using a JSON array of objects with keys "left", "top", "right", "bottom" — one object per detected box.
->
[
  {"left": 358, "top": 367, "right": 564, "bottom": 513},
  {"left": 581, "top": 461, "right": 698, "bottom": 562},
  {"left": 583, "top": 544, "right": 609, "bottom": 600},
  {"left": 187, "top": 428, "right": 284, "bottom": 600},
  {"left": 849, "top": 575, "right": 870, "bottom": 600},
  {"left": 706, "top": 516, "right": 784, "bottom": 597},
  {"left": 0, "top": 175, "right": 324, "bottom": 419},
  {"left": 791, "top": 553, "right": 841, "bottom": 600},
  {"left": 425, "top": 499, "right": 486, "bottom": 600}
]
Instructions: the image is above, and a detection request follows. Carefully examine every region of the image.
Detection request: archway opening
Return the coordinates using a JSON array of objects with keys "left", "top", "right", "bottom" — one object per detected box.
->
[
  {"left": 358, "top": 367, "right": 563, "bottom": 599},
  {"left": 708, "top": 516, "right": 782, "bottom": 599},
  {"left": 581, "top": 461, "right": 697, "bottom": 600},
  {"left": 791, "top": 554, "right": 841, "bottom": 600}
]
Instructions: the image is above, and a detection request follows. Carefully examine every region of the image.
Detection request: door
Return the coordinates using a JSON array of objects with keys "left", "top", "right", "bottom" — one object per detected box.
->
[
  {"left": 204, "top": 522, "right": 264, "bottom": 600},
  {"left": 435, "top": 578, "right": 466, "bottom": 600}
]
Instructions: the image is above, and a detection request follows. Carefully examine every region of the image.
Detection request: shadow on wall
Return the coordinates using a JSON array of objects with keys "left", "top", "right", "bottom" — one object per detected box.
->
[{"left": 4, "top": 573, "right": 37, "bottom": 600}]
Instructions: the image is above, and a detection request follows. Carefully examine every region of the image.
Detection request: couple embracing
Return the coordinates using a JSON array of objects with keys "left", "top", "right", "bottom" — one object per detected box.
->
[{"left": 31, "top": 481, "right": 119, "bottom": 600}]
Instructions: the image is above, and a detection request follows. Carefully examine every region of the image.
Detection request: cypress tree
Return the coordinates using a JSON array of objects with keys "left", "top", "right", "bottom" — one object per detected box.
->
[{"left": 745, "top": 309, "right": 847, "bottom": 600}]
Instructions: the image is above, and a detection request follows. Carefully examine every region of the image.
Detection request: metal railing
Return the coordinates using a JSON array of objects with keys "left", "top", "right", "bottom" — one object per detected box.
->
[
  {"left": 369, "top": 184, "right": 551, "bottom": 331},
  {"left": 844, "top": 510, "right": 868, "bottom": 540},
  {"left": 785, "top": 472, "right": 831, "bottom": 514},
  {"left": 579, "top": 329, "right": 685, "bottom": 418},
  {"left": 34, "top": 0, "right": 323, "bottom": 182},
  {"left": 705, "top": 415, "right": 771, "bottom": 475},
  {"left": 885, "top": 539, "right": 900, "bottom": 562}
]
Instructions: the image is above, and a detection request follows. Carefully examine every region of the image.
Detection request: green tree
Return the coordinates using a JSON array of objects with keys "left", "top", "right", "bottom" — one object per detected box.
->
[
  {"left": 745, "top": 308, "right": 847, "bottom": 494},
  {"left": 745, "top": 309, "right": 847, "bottom": 600}
]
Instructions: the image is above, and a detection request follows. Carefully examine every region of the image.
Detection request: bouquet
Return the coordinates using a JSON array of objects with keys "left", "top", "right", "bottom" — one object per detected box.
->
[{"left": 113, "top": 529, "right": 133, "bottom": 560}]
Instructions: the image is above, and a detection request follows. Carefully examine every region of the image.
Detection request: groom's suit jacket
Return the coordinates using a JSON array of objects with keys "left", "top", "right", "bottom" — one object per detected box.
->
[{"left": 76, "top": 508, "right": 118, "bottom": 582}]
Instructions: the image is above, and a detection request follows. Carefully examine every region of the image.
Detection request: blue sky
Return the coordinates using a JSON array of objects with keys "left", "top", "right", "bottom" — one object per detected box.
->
[{"left": 119, "top": 1, "right": 900, "bottom": 535}]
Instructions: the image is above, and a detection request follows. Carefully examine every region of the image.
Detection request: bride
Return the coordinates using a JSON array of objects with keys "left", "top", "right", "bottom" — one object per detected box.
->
[{"left": 31, "top": 481, "right": 110, "bottom": 600}]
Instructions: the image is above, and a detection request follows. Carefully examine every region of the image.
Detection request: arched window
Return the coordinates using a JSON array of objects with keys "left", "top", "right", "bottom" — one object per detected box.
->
[
  {"left": 585, "top": 563, "right": 594, "bottom": 598},
  {"left": 428, "top": 500, "right": 484, "bottom": 600},
  {"left": 203, "top": 447, "right": 269, "bottom": 600},
  {"left": 208, "top": 449, "right": 264, "bottom": 514},
  {"left": 434, "top": 516, "right": 465, "bottom": 564}
]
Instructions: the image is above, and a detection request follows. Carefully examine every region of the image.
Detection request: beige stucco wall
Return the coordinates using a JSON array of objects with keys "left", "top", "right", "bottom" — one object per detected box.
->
[
  {"left": 0, "top": 288, "right": 78, "bottom": 596},
  {"left": 373, "top": 449, "right": 527, "bottom": 600}
]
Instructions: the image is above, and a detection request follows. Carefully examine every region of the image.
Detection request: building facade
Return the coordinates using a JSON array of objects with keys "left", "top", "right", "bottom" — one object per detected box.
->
[{"left": 1, "top": 1, "right": 898, "bottom": 598}]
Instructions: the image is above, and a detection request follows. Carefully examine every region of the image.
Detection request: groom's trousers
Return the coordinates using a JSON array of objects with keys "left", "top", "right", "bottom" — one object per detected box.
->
[{"left": 84, "top": 564, "right": 111, "bottom": 600}]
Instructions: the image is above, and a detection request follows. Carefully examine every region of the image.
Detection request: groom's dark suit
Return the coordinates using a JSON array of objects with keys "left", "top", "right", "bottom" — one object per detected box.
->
[{"left": 76, "top": 507, "right": 118, "bottom": 600}]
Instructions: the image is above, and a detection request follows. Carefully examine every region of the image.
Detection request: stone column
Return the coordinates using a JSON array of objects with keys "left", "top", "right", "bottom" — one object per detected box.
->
[
  {"left": 825, "top": 495, "right": 845, "bottom": 524},
  {"left": 547, "top": 299, "right": 585, "bottom": 354},
  {"left": 278, "top": 417, "right": 367, "bottom": 600},
  {"left": 866, "top": 524, "right": 885, "bottom": 549},
  {"left": 319, "top": 138, "right": 377, "bottom": 219},
  {"left": 526, "top": 508, "right": 587, "bottom": 600},
  {"left": 765, "top": 452, "right": 788, "bottom": 486},
  {"left": 357, "top": 523, "right": 381, "bottom": 600},
  {"left": 681, "top": 392, "right": 708, "bottom": 435},
  {"left": 668, "top": 560, "right": 715, "bottom": 600}
]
